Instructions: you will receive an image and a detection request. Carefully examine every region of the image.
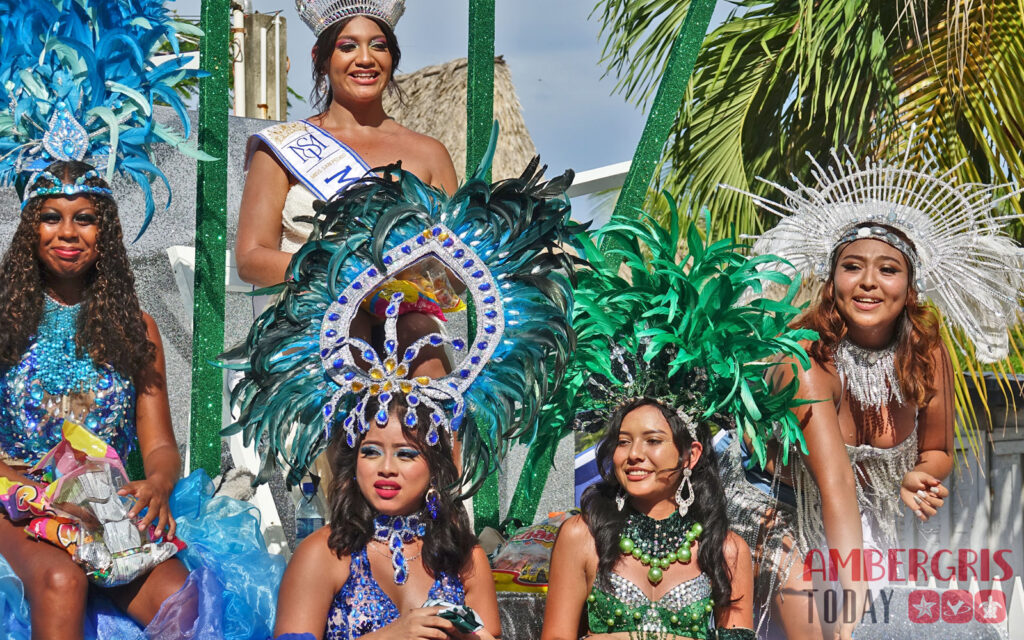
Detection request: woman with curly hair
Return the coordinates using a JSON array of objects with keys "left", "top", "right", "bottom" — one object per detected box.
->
[
  {"left": 717, "top": 231, "right": 954, "bottom": 639},
  {"left": 711, "top": 149, "right": 1024, "bottom": 638},
  {"left": 273, "top": 396, "right": 501, "bottom": 640},
  {"left": 0, "top": 161, "right": 281, "bottom": 639}
]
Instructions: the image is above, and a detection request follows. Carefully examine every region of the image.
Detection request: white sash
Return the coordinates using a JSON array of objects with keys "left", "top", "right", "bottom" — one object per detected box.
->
[{"left": 246, "top": 120, "right": 373, "bottom": 200}]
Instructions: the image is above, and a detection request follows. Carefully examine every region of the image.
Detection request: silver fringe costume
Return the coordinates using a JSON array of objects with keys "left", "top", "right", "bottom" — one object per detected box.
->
[
  {"left": 719, "top": 405, "right": 919, "bottom": 620},
  {"left": 833, "top": 340, "right": 903, "bottom": 409},
  {"left": 718, "top": 436, "right": 800, "bottom": 614},
  {"left": 792, "top": 428, "right": 918, "bottom": 555}
]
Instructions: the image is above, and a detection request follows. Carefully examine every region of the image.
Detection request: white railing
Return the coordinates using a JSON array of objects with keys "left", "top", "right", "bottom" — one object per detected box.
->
[{"left": 166, "top": 246, "right": 289, "bottom": 556}]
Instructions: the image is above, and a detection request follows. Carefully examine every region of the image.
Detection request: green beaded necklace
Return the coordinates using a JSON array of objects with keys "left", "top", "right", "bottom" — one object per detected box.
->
[{"left": 618, "top": 511, "right": 703, "bottom": 584}]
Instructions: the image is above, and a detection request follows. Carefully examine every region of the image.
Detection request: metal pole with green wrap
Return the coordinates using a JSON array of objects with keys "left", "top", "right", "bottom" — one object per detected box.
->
[
  {"left": 503, "top": 0, "right": 719, "bottom": 528},
  {"left": 467, "top": 0, "right": 500, "bottom": 533},
  {"left": 190, "top": 0, "right": 230, "bottom": 477},
  {"left": 601, "top": 0, "right": 718, "bottom": 255}
]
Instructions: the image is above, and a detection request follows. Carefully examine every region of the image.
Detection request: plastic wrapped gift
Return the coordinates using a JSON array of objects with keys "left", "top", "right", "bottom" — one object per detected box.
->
[
  {"left": 0, "top": 421, "right": 185, "bottom": 586},
  {"left": 361, "top": 257, "right": 467, "bottom": 322},
  {"left": 490, "top": 511, "right": 575, "bottom": 594}
]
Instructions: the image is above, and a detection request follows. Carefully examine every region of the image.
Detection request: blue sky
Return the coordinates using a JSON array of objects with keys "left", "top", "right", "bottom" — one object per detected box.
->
[{"left": 173, "top": 1, "right": 733, "bottom": 181}]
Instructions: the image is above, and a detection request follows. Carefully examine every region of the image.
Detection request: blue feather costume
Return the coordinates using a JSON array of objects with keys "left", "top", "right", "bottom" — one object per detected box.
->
[
  {"left": 223, "top": 134, "right": 584, "bottom": 495},
  {"left": 0, "top": 1, "right": 283, "bottom": 637},
  {"left": 0, "top": 0, "right": 211, "bottom": 237}
]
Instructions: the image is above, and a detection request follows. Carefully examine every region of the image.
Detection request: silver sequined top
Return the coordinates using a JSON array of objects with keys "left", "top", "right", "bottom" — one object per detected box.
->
[{"left": 590, "top": 571, "right": 714, "bottom": 635}]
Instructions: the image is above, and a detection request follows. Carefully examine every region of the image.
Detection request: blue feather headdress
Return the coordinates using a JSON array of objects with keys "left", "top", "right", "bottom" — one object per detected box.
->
[
  {"left": 223, "top": 133, "right": 584, "bottom": 491},
  {"left": 0, "top": 0, "right": 209, "bottom": 237}
]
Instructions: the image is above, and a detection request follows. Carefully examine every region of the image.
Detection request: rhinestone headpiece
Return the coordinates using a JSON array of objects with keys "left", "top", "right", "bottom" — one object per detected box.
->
[
  {"left": 572, "top": 341, "right": 701, "bottom": 444},
  {"left": 736, "top": 146, "right": 1024, "bottom": 362},
  {"left": 295, "top": 0, "right": 406, "bottom": 36},
  {"left": 23, "top": 169, "right": 113, "bottom": 207},
  {"left": 319, "top": 224, "right": 503, "bottom": 449}
]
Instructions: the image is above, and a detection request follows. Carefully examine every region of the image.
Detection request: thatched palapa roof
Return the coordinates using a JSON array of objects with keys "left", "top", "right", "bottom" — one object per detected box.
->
[{"left": 383, "top": 56, "right": 537, "bottom": 182}]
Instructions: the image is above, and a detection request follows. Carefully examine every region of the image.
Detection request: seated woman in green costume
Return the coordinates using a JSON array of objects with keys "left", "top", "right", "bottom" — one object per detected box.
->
[
  {"left": 539, "top": 210, "right": 814, "bottom": 640},
  {"left": 544, "top": 396, "right": 754, "bottom": 640}
]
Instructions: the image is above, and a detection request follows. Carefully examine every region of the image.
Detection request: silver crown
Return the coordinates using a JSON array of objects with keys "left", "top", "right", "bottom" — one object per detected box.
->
[{"left": 295, "top": 0, "right": 406, "bottom": 36}]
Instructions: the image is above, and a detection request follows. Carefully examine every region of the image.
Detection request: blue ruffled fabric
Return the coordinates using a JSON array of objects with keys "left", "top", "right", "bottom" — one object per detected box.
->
[{"left": 0, "top": 470, "right": 284, "bottom": 639}]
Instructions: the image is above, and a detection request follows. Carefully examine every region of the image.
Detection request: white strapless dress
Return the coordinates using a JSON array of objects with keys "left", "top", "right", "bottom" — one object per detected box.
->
[{"left": 279, "top": 184, "right": 319, "bottom": 253}]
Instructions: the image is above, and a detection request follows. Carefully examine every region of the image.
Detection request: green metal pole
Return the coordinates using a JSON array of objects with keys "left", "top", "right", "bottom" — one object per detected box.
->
[
  {"left": 603, "top": 0, "right": 718, "bottom": 254},
  {"left": 467, "top": 0, "right": 499, "bottom": 532},
  {"left": 466, "top": 0, "right": 495, "bottom": 180},
  {"left": 190, "top": 0, "right": 230, "bottom": 477}
]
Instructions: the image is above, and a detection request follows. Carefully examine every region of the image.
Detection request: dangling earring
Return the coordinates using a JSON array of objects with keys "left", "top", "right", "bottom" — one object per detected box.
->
[
  {"left": 675, "top": 468, "right": 694, "bottom": 518},
  {"left": 425, "top": 486, "right": 440, "bottom": 520},
  {"left": 615, "top": 487, "right": 626, "bottom": 512}
]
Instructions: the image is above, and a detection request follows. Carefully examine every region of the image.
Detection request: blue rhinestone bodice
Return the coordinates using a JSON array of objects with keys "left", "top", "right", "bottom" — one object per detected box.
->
[
  {"left": 325, "top": 547, "right": 465, "bottom": 640},
  {"left": 0, "top": 297, "right": 136, "bottom": 464}
]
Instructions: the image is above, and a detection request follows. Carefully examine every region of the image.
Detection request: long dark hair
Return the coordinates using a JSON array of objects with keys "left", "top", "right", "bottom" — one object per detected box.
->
[
  {"left": 0, "top": 161, "right": 156, "bottom": 385},
  {"left": 580, "top": 398, "right": 735, "bottom": 609},
  {"left": 310, "top": 16, "right": 403, "bottom": 114},
  {"left": 327, "top": 396, "right": 476, "bottom": 578}
]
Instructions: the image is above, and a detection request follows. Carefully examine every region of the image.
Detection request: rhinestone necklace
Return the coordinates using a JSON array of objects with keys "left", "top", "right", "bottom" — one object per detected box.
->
[
  {"left": 371, "top": 513, "right": 426, "bottom": 584},
  {"left": 834, "top": 339, "right": 903, "bottom": 410}
]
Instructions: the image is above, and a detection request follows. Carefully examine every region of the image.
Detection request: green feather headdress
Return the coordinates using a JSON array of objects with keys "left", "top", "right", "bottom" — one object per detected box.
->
[{"left": 545, "top": 205, "right": 817, "bottom": 467}]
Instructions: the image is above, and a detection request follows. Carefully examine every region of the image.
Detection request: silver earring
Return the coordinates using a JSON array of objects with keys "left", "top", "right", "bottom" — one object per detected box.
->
[
  {"left": 675, "top": 468, "right": 694, "bottom": 518},
  {"left": 615, "top": 487, "right": 626, "bottom": 512}
]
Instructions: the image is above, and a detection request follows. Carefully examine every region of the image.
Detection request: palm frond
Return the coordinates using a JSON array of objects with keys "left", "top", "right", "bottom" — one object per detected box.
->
[{"left": 595, "top": 0, "right": 1024, "bottom": 453}]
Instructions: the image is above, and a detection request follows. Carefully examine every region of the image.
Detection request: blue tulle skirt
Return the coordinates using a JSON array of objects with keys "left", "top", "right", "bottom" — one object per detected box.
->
[{"left": 0, "top": 470, "right": 285, "bottom": 639}]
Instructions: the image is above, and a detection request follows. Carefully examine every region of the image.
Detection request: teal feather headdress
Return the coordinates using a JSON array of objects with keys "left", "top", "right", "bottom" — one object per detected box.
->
[
  {"left": 542, "top": 204, "right": 817, "bottom": 468},
  {"left": 0, "top": 0, "right": 210, "bottom": 238},
  {"left": 223, "top": 137, "right": 584, "bottom": 491}
]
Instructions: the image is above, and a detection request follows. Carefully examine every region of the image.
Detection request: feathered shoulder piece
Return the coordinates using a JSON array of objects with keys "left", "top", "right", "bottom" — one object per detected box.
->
[
  {"left": 0, "top": 0, "right": 209, "bottom": 237},
  {"left": 223, "top": 132, "right": 585, "bottom": 491},
  {"left": 542, "top": 206, "right": 816, "bottom": 467}
]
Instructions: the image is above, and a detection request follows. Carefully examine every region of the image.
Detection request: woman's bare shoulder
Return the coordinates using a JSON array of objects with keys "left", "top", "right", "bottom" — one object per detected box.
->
[
  {"left": 557, "top": 514, "right": 595, "bottom": 546},
  {"left": 386, "top": 122, "right": 450, "bottom": 158},
  {"left": 722, "top": 531, "right": 752, "bottom": 566},
  {"left": 772, "top": 338, "right": 839, "bottom": 393},
  {"left": 292, "top": 527, "right": 351, "bottom": 576}
]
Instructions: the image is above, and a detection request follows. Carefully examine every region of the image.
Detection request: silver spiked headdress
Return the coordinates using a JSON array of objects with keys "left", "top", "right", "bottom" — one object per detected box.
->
[
  {"left": 295, "top": 0, "right": 406, "bottom": 36},
  {"left": 739, "top": 148, "right": 1024, "bottom": 363}
]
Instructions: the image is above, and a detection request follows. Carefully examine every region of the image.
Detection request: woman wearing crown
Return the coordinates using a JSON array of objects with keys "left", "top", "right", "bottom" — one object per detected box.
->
[
  {"left": 715, "top": 151, "right": 1024, "bottom": 638},
  {"left": 236, "top": 0, "right": 457, "bottom": 288},
  {"left": 236, "top": 0, "right": 461, "bottom": 422}
]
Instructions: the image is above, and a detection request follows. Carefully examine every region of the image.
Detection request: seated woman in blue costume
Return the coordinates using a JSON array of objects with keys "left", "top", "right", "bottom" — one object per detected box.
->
[
  {"left": 273, "top": 396, "right": 500, "bottom": 640},
  {"left": 0, "top": 161, "right": 281, "bottom": 640}
]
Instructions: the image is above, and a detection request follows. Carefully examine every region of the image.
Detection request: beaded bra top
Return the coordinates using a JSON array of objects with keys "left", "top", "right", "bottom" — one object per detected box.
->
[
  {"left": 325, "top": 547, "right": 465, "bottom": 640},
  {"left": 588, "top": 571, "right": 714, "bottom": 638},
  {"left": 0, "top": 297, "right": 136, "bottom": 465}
]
